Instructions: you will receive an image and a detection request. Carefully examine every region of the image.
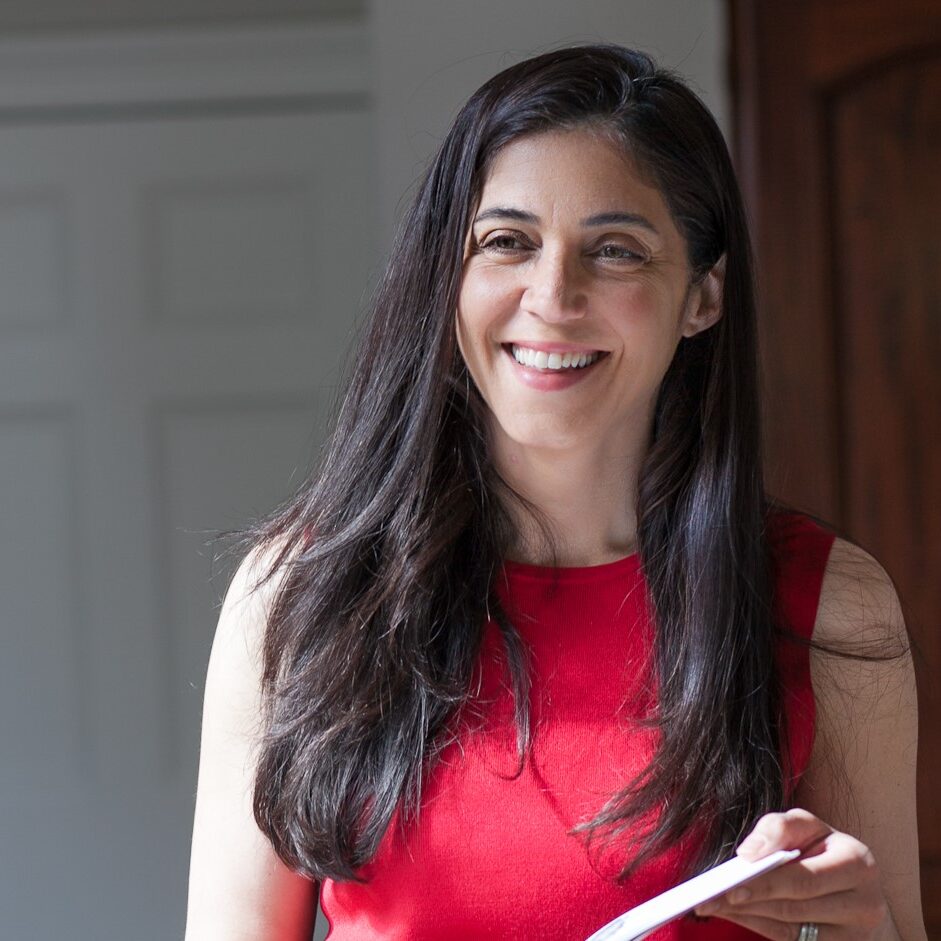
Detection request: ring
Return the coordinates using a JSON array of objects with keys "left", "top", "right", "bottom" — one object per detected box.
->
[{"left": 797, "top": 924, "right": 819, "bottom": 941}]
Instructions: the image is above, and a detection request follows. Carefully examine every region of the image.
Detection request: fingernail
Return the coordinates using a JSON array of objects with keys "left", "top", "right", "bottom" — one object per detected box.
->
[
  {"left": 697, "top": 901, "right": 718, "bottom": 915},
  {"left": 738, "top": 834, "right": 767, "bottom": 856},
  {"left": 728, "top": 888, "right": 751, "bottom": 904}
]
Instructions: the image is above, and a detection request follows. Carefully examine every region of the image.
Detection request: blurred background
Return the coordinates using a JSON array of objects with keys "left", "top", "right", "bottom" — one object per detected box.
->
[{"left": 0, "top": 1, "right": 936, "bottom": 938}]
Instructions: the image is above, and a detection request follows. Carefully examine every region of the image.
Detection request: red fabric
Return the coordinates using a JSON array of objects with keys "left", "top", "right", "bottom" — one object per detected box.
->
[{"left": 320, "top": 510, "right": 836, "bottom": 940}]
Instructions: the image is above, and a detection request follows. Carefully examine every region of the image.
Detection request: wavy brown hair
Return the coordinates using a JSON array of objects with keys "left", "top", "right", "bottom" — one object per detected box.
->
[{"left": 217, "top": 43, "right": 902, "bottom": 885}]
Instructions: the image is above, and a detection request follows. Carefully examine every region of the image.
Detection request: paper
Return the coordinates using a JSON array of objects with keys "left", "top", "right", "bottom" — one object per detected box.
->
[{"left": 585, "top": 848, "right": 801, "bottom": 941}]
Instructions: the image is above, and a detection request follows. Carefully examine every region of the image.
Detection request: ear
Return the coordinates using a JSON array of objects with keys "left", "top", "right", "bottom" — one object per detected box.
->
[{"left": 681, "top": 252, "right": 726, "bottom": 338}]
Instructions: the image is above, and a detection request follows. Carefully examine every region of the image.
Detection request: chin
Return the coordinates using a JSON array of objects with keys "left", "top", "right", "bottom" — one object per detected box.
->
[{"left": 501, "top": 423, "right": 588, "bottom": 454}]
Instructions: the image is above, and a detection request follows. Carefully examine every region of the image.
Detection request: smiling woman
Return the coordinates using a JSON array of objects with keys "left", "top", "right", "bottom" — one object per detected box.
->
[
  {"left": 456, "top": 129, "right": 724, "bottom": 564},
  {"left": 185, "top": 43, "right": 926, "bottom": 941}
]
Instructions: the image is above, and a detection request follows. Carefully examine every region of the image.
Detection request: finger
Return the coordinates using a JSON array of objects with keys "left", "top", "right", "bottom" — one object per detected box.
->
[
  {"left": 724, "top": 886, "right": 888, "bottom": 934},
  {"left": 737, "top": 808, "right": 833, "bottom": 861},
  {"left": 718, "top": 886, "right": 861, "bottom": 924},
  {"left": 724, "top": 832, "right": 880, "bottom": 904}
]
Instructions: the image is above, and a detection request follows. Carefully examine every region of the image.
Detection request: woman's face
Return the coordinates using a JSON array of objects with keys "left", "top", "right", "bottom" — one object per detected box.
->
[{"left": 456, "top": 127, "right": 722, "bottom": 458}]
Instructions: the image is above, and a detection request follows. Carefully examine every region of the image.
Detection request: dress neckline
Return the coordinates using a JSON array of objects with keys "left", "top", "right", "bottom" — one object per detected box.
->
[{"left": 500, "top": 549, "right": 641, "bottom": 583}]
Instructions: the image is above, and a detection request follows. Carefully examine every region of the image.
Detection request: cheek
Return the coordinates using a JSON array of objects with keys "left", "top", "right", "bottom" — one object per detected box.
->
[
  {"left": 454, "top": 300, "right": 490, "bottom": 385},
  {"left": 458, "top": 269, "right": 517, "bottom": 331},
  {"left": 454, "top": 310, "right": 493, "bottom": 410},
  {"left": 607, "top": 277, "right": 663, "bottom": 319},
  {"left": 605, "top": 279, "right": 682, "bottom": 352},
  {"left": 454, "top": 308, "right": 472, "bottom": 370},
  {"left": 456, "top": 284, "right": 510, "bottom": 380}
]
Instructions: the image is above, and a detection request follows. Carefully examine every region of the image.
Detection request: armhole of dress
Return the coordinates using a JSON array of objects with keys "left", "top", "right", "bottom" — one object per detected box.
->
[
  {"left": 801, "top": 525, "right": 838, "bottom": 801},
  {"left": 768, "top": 509, "right": 838, "bottom": 803}
]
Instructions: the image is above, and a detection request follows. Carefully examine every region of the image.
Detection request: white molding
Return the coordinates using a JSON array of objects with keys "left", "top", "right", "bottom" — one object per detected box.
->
[{"left": 0, "top": 20, "right": 369, "bottom": 110}]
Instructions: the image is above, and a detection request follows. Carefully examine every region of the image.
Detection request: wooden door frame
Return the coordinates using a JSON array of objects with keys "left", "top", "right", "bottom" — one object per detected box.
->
[
  {"left": 727, "top": 0, "right": 941, "bottom": 525},
  {"left": 727, "top": 0, "right": 941, "bottom": 929}
]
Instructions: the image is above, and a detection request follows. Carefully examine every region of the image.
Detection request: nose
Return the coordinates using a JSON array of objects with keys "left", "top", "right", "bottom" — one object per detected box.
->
[{"left": 521, "top": 246, "right": 587, "bottom": 322}]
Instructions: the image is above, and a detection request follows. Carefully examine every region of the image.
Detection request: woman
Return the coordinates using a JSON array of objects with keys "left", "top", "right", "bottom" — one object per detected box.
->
[{"left": 184, "top": 45, "right": 926, "bottom": 941}]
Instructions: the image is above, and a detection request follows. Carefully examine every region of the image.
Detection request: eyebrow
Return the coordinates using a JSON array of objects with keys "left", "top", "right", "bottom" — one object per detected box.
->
[{"left": 473, "top": 206, "right": 660, "bottom": 235}]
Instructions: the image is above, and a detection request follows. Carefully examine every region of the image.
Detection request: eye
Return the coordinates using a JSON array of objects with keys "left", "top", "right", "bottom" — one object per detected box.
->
[
  {"left": 479, "top": 233, "right": 529, "bottom": 253},
  {"left": 595, "top": 242, "right": 646, "bottom": 263},
  {"left": 476, "top": 233, "right": 647, "bottom": 263}
]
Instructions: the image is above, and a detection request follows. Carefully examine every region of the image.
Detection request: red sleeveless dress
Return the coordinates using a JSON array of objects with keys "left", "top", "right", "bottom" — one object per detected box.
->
[{"left": 319, "top": 510, "right": 836, "bottom": 940}]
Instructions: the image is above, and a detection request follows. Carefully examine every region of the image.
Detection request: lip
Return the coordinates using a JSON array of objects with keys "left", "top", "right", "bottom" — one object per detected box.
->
[{"left": 502, "top": 344, "right": 607, "bottom": 391}]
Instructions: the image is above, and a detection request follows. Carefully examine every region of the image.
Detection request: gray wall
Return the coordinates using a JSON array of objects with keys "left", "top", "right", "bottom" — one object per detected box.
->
[
  {"left": 0, "top": 0, "right": 364, "bottom": 33},
  {"left": 0, "top": 0, "right": 729, "bottom": 260},
  {"left": 0, "top": 4, "right": 728, "bottom": 937},
  {"left": 370, "top": 0, "right": 728, "bottom": 249}
]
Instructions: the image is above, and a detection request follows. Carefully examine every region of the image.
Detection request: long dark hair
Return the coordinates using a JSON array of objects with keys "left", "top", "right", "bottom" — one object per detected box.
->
[{"left": 221, "top": 44, "right": 886, "bottom": 885}]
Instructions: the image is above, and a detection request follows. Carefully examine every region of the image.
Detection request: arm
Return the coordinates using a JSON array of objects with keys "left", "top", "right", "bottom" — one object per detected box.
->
[
  {"left": 184, "top": 543, "right": 320, "bottom": 941},
  {"left": 695, "top": 536, "right": 928, "bottom": 940}
]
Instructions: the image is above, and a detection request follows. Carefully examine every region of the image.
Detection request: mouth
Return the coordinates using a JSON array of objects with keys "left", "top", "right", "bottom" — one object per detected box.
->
[{"left": 504, "top": 343, "right": 609, "bottom": 372}]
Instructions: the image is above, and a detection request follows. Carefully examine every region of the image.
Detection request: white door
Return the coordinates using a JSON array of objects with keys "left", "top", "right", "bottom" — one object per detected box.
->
[{"left": 0, "top": 25, "right": 374, "bottom": 940}]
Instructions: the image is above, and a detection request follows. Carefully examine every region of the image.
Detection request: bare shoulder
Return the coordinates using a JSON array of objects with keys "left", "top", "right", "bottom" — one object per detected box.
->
[
  {"left": 185, "top": 536, "right": 319, "bottom": 941},
  {"left": 813, "top": 535, "right": 908, "bottom": 655},
  {"left": 221, "top": 534, "right": 300, "bottom": 634},
  {"left": 808, "top": 534, "right": 913, "bottom": 760},
  {"left": 797, "top": 535, "right": 927, "bottom": 940},
  {"left": 212, "top": 540, "right": 292, "bottom": 696},
  {"left": 197, "top": 539, "right": 294, "bottom": 752}
]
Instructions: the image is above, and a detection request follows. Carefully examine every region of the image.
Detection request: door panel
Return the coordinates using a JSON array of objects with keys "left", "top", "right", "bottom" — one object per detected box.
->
[
  {"left": 834, "top": 53, "right": 941, "bottom": 901},
  {"left": 731, "top": 1, "right": 941, "bottom": 934},
  {"left": 0, "top": 104, "right": 374, "bottom": 940}
]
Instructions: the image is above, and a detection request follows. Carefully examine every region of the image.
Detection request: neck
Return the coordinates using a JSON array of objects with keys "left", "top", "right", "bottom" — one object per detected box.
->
[{"left": 491, "top": 421, "right": 651, "bottom": 567}]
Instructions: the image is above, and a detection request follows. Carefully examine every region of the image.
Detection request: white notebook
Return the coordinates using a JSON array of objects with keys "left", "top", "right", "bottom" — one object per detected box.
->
[{"left": 585, "top": 848, "right": 801, "bottom": 941}]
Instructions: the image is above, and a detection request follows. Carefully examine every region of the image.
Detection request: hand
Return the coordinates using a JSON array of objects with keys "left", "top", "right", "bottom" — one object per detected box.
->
[{"left": 693, "top": 808, "right": 893, "bottom": 940}]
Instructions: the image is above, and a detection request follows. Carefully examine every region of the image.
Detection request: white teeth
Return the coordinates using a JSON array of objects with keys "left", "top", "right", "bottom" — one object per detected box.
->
[{"left": 510, "top": 344, "right": 601, "bottom": 371}]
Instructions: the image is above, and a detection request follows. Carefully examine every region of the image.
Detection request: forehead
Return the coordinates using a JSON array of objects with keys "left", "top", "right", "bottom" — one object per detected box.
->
[{"left": 477, "top": 128, "right": 671, "bottom": 225}]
